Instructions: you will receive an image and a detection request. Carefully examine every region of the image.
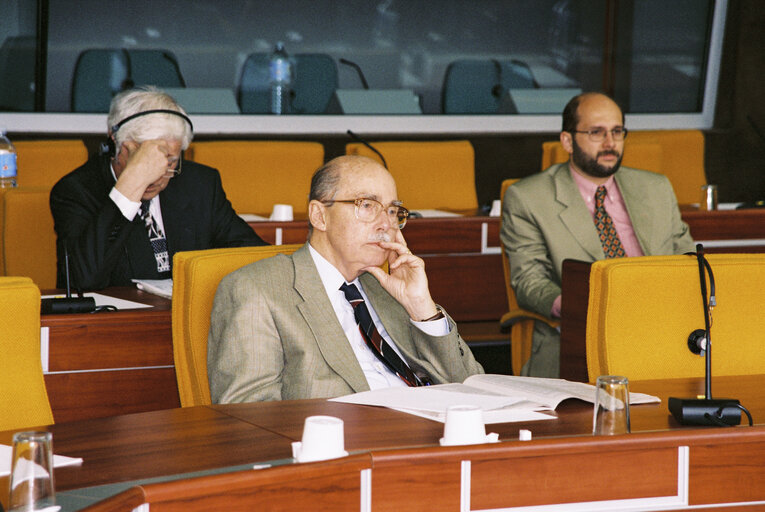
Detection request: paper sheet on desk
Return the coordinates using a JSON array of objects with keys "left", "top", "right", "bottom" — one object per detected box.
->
[
  {"left": 238, "top": 213, "right": 269, "bottom": 222},
  {"left": 132, "top": 278, "right": 173, "bottom": 299},
  {"left": 410, "top": 209, "right": 463, "bottom": 218},
  {"left": 330, "top": 385, "right": 556, "bottom": 424},
  {"left": 41, "top": 292, "right": 152, "bottom": 310},
  {"left": 0, "top": 444, "right": 82, "bottom": 477}
]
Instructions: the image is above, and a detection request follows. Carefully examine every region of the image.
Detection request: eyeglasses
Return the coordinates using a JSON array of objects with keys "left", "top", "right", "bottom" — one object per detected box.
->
[
  {"left": 323, "top": 197, "right": 410, "bottom": 229},
  {"left": 571, "top": 127, "right": 628, "bottom": 142},
  {"left": 166, "top": 155, "right": 182, "bottom": 176}
]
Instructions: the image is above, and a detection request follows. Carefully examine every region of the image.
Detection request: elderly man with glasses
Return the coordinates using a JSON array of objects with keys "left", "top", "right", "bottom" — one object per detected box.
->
[
  {"left": 50, "top": 87, "right": 265, "bottom": 290},
  {"left": 500, "top": 92, "right": 694, "bottom": 378},
  {"left": 208, "top": 155, "right": 483, "bottom": 403}
]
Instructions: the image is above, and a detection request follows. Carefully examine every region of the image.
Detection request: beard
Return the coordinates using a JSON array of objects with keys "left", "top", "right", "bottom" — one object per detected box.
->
[{"left": 571, "top": 138, "right": 623, "bottom": 179}]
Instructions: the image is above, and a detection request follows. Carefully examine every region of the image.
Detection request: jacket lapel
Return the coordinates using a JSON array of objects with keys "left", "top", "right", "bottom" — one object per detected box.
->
[
  {"left": 291, "top": 245, "right": 369, "bottom": 393},
  {"left": 554, "top": 164, "right": 604, "bottom": 260},
  {"left": 158, "top": 176, "right": 195, "bottom": 254}
]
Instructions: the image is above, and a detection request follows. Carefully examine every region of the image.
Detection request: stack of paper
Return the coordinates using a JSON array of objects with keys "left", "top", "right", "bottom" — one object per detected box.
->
[{"left": 331, "top": 374, "right": 660, "bottom": 424}]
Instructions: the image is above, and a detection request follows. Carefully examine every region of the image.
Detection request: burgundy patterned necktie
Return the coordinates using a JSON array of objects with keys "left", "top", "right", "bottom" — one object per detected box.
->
[
  {"left": 594, "top": 186, "right": 626, "bottom": 258},
  {"left": 340, "top": 282, "right": 423, "bottom": 387}
]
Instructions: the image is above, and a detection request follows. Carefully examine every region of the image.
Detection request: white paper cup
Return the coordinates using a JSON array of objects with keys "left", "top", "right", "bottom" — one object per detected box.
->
[
  {"left": 292, "top": 415, "right": 348, "bottom": 463},
  {"left": 269, "top": 204, "right": 294, "bottom": 221},
  {"left": 440, "top": 405, "right": 491, "bottom": 446}
]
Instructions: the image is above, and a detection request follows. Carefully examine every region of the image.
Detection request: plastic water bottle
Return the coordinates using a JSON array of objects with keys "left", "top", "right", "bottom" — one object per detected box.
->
[
  {"left": 269, "top": 42, "right": 293, "bottom": 115},
  {"left": 0, "top": 130, "right": 18, "bottom": 188}
]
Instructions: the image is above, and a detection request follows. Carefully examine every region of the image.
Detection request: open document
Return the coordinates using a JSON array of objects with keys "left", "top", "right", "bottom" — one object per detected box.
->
[
  {"left": 331, "top": 374, "right": 660, "bottom": 424},
  {"left": 132, "top": 278, "right": 173, "bottom": 299}
]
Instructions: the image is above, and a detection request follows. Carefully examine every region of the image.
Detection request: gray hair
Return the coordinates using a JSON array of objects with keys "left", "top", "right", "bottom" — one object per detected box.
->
[
  {"left": 107, "top": 86, "right": 193, "bottom": 151},
  {"left": 307, "top": 158, "right": 343, "bottom": 237}
]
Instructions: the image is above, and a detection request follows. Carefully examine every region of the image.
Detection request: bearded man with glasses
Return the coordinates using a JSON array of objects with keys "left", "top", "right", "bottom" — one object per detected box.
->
[
  {"left": 500, "top": 92, "right": 694, "bottom": 378},
  {"left": 51, "top": 87, "right": 265, "bottom": 290},
  {"left": 208, "top": 155, "right": 483, "bottom": 403}
]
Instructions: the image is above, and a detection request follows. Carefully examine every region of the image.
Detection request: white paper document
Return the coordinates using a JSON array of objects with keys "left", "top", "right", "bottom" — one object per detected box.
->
[
  {"left": 331, "top": 374, "right": 660, "bottom": 424},
  {"left": 238, "top": 213, "right": 269, "bottom": 222},
  {"left": 410, "top": 209, "right": 464, "bottom": 218},
  {"left": 41, "top": 292, "right": 152, "bottom": 310},
  {"left": 132, "top": 278, "right": 173, "bottom": 299},
  {"left": 0, "top": 445, "right": 82, "bottom": 477}
]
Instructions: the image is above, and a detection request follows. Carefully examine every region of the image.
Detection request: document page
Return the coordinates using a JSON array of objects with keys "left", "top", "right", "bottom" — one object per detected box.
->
[
  {"left": 0, "top": 445, "right": 82, "bottom": 477},
  {"left": 132, "top": 278, "right": 173, "bottom": 299}
]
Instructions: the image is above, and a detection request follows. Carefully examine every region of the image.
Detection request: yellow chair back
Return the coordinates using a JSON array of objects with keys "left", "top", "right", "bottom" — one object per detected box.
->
[
  {"left": 345, "top": 140, "right": 478, "bottom": 211},
  {"left": 172, "top": 244, "right": 302, "bottom": 407},
  {"left": 186, "top": 141, "right": 324, "bottom": 216},
  {"left": 2, "top": 187, "right": 57, "bottom": 289},
  {"left": 0, "top": 276, "right": 54, "bottom": 430},
  {"left": 541, "top": 130, "right": 706, "bottom": 205},
  {"left": 500, "top": 179, "right": 559, "bottom": 375},
  {"left": 15, "top": 140, "right": 88, "bottom": 187},
  {"left": 586, "top": 254, "right": 765, "bottom": 382}
]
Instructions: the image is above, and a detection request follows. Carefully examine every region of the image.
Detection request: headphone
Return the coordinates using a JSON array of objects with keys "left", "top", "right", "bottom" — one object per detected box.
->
[{"left": 102, "top": 109, "right": 194, "bottom": 158}]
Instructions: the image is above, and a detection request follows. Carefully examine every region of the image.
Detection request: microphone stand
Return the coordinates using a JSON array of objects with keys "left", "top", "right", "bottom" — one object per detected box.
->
[
  {"left": 668, "top": 244, "right": 741, "bottom": 426},
  {"left": 41, "top": 247, "right": 96, "bottom": 315}
]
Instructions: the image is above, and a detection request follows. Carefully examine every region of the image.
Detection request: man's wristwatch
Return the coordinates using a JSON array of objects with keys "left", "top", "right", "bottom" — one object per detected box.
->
[{"left": 420, "top": 306, "right": 445, "bottom": 322}]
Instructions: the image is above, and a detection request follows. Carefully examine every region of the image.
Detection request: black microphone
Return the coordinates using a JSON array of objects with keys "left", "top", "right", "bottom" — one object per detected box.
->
[
  {"left": 490, "top": 59, "right": 504, "bottom": 98},
  {"left": 41, "top": 246, "right": 96, "bottom": 315},
  {"left": 339, "top": 58, "right": 370, "bottom": 89},
  {"left": 668, "top": 244, "right": 745, "bottom": 426},
  {"left": 347, "top": 130, "right": 388, "bottom": 169}
]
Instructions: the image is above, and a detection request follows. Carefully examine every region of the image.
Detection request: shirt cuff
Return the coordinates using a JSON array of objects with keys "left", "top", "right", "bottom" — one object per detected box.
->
[
  {"left": 109, "top": 187, "right": 141, "bottom": 220},
  {"left": 410, "top": 315, "right": 450, "bottom": 337},
  {"left": 551, "top": 294, "right": 562, "bottom": 318}
]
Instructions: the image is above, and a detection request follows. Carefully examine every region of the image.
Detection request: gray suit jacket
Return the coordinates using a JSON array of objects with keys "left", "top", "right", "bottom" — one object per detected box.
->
[
  {"left": 208, "top": 243, "right": 483, "bottom": 403},
  {"left": 501, "top": 163, "right": 695, "bottom": 318}
]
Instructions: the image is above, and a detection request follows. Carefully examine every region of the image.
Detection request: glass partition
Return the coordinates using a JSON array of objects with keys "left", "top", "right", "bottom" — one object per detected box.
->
[{"left": 0, "top": 0, "right": 726, "bottom": 133}]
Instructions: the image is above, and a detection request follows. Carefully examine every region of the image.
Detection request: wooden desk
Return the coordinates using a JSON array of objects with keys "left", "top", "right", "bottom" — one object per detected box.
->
[
  {"left": 42, "top": 287, "right": 179, "bottom": 423},
  {"left": 2, "top": 375, "right": 764, "bottom": 511}
]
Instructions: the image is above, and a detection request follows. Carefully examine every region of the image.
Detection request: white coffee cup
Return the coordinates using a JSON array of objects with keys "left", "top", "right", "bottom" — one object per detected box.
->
[
  {"left": 440, "top": 405, "right": 498, "bottom": 446},
  {"left": 269, "top": 204, "right": 294, "bottom": 221},
  {"left": 291, "top": 415, "right": 348, "bottom": 463}
]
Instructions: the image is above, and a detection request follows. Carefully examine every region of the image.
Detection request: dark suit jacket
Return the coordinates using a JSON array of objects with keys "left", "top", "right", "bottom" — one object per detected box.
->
[{"left": 50, "top": 152, "right": 266, "bottom": 290}]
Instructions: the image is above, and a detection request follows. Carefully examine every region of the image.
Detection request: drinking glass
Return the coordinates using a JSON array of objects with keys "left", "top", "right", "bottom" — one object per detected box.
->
[
  {"left": 7, "top": 431, "right": 57, "bottom": 512},
  {"left": 593, "top": 376, "right": 631, "bottom": 435}
]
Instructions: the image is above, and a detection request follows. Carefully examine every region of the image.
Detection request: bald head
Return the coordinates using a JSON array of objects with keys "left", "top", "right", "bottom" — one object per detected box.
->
[{"left": 562, "top": 92, "right": 624, "bottom": 134}]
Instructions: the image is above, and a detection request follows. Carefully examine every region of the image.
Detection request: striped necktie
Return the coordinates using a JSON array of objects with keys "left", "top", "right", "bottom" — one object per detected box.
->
[
  {"left": 340, "top": 282, "right": 423, "bottom": 387},
  {"left": 593, "top": 186, "right": 626, "bottom": 258}
]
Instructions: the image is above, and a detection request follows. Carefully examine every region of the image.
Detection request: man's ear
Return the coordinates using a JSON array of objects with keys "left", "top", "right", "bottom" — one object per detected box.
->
[
  {"left": 560, "top": 131, "right": 574, "bottom": 155},
  {"left": 308, "top": 200, "right": 328, "bottom": 232}
]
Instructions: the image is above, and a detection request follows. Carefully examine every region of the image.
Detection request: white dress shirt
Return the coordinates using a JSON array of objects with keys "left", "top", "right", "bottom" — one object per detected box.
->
[{"left": 308, "top": 243, "right": 448, "bottom": 390}]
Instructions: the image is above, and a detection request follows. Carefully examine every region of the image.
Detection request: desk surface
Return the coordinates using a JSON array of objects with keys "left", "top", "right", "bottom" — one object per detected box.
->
[{"left": 2, "top": 375, "right": 763, "bottom": 495}]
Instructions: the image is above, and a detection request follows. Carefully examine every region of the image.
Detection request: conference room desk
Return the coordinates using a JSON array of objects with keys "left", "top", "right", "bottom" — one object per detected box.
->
[
  {"left": 1, "top": 375, "right": 764, "bottom": 511},
  {"left": 41, "top": 287, "right": 180, "bottom": 423}
]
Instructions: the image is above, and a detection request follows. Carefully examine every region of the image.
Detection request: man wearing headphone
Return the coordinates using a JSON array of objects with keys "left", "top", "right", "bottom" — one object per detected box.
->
[{"left": 50, "top": 87, "right": 266, "bottom": 290}]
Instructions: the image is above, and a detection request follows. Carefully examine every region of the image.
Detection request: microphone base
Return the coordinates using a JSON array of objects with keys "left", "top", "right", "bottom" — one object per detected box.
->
[
  {"left": 668, "top": 397, "right": 741, "bottom": 426},
  {"left": 41, "top": 297, "right": 96, "bottom": 315}
]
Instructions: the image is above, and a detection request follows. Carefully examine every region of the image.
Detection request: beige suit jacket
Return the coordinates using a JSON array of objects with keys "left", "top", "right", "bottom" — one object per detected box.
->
[
  {"left": 501, "top": 163, "right": 696, "bottom": 318},
  {"left": 208, "top": 243, "right": 483, "bottom": 403}
]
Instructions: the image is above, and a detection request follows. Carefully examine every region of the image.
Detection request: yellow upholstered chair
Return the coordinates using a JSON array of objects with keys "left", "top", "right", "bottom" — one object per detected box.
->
[
  {"left": 585, "top": 254, "right": 765, "bottom": 382},
  {"left": 499, "top": 179, "right": 559, "bottom": 375},
  {"left": 0, "top": 276, "right": 54, "bottom": 430},
  {"left": 172, "top": 244, "right": 302, "bottom": 407},
  {"left": 541, "top": 130, "right": 706, "bottom": 205},
  {"left": 185, "top": 141, "right": 324, "bottom": 216},
  {"left": 345, "top": 140, "right": 478, "bottom": 211},
  {"left": 14, "top": 139, "right": 88, "bottom": 187},
  {"left": 2, "top": 187, "right": 58, "bottom": 289}
]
